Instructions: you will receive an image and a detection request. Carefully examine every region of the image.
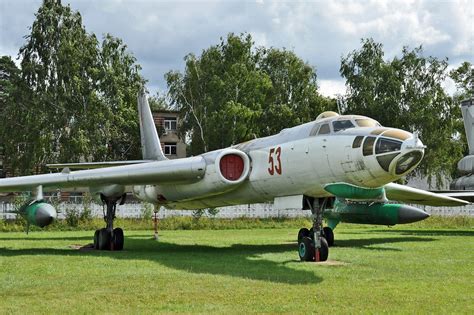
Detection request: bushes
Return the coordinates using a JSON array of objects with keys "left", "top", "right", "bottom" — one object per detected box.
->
[
  {"left": 140, "top": 202, "right": 154, "bottom": 220},
  {"left": 1, "top": 214, "right": 472, "bottom": 232},
  {"left": 0, "top": 216, "right": 312, "bottom": 232},
  {"left": 64, "top": 193, "right": 94, "bottom": 227}
]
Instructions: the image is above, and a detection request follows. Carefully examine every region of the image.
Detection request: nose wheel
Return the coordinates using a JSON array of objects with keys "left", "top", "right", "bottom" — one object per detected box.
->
[
  {"left": 323, "top": 226, "right": 334, "bottom": 247},
  {"left": 297, "top": 197, "right": 330, "bottom": 262},
  {"left": 298, "top": 236, "right": 329, "bottom": 262}
]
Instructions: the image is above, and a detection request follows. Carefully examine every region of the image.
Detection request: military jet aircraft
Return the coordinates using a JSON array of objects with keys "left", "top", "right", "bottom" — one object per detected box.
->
[{"left": 1, "top": 89, "right": 469, "bottom": 261}]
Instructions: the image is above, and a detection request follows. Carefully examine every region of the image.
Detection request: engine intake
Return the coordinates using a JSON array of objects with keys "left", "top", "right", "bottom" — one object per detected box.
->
[{"left": 215, "top": 149, "right": 250, "bottom": 184}]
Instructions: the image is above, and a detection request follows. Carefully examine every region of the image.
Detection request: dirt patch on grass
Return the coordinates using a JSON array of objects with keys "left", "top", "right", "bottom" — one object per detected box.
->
[
  {"left": 314, "top": 259, "right": 348, "bottom": 266},
  {"left": 68, "top": 243, "right": 95, "bottom": 251}
]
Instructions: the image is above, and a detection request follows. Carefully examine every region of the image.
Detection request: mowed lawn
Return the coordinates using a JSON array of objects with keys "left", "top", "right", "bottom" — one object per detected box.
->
[{"left": 1, "top": 224, "right": 473, "bottom": 314}]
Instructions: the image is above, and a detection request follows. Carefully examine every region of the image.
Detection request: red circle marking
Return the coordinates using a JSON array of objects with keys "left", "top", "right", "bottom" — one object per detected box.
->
[{"left": 219, "top": 154, "right": 244, "bottom": 181}]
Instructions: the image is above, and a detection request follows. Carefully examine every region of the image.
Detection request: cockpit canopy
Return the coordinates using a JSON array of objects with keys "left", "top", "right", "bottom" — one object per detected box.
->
[
  {"left": 312, "top": 116, "right": 381, "bottom": 136},
  {"left": 356, "top": 133, "right": 423, "bottom": 175}
]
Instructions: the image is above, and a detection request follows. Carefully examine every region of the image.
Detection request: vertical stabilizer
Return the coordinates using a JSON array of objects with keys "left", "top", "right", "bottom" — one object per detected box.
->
[
  {"left": 137, "top": 88, "right": 167, "bottom": 161},
  {"left": 461, "top": 98, "right": 474, "bottom": 155}
]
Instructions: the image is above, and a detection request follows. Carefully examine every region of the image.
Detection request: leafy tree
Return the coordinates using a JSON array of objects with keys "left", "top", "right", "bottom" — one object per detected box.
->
[
  {"left": 1, "top": 0, "right": 144, "bottom": 174},
  {"left": 166, "top": 33, "right": 335, "bottom": 155},
  {"left": 148, "top": 91, "right": 172, "bottom": 111},
  {"left": 450, "top": 61, "right": 473, "bottom": 99},
  {"left": 259, "top": 48, "right": 335, "bottom": 135},
  {"left": 340, "top": 38, "right": 463, "bottom": 185},
  {"left": 0, "top": 56, "right": 36, "bottom": 174}
]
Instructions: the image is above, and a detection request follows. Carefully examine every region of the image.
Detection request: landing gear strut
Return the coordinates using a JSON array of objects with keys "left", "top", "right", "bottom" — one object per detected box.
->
[
  {"left": 93, "top": 194, "right": 126, "bottom": 251},
  {"left": 298, "top": 197, "right": 329, "bottom": 262}
]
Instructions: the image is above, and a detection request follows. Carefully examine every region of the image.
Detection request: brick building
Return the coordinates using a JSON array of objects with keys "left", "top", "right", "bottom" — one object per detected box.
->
[{"left": 152, "top": 110, "right": 187, "bottom": 159}]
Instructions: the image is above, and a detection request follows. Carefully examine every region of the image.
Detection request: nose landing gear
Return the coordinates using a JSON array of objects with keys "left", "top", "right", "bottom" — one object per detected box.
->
[{"left": 297, "top": 197, "right": 330, "bottom": 262}]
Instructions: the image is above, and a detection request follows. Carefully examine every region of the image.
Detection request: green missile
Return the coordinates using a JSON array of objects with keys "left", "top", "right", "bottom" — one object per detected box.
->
[
  {"left": 19, "top": 200, "right": 57, "bottom": 228},
  {"left": 325, "top": 201, "right": 429, "bottom": 226}
]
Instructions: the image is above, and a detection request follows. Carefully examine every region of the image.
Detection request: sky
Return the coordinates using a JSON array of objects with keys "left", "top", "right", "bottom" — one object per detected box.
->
[{"left": 1, "top": 0, "right": 473, "bottom": 97}]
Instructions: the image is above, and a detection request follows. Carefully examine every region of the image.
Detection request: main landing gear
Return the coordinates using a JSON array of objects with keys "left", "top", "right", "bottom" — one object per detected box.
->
[
  {"left": 297, "top": 197, "right": 333, "bottom": 262},
  {"left": 93, "top": 194, "right": 126, "bottom": 251}
]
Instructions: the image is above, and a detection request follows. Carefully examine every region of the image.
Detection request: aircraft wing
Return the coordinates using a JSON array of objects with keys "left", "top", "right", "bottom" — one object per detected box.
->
[
  {"left": 384, "top": 183, "right": 469, "bottom": 206},
  {"left": 0, "top": 157, "right": 206, "bottom": 192},
  {"left": 428, "top": 190, "right": 474, "bottom": 203},
  {"left": 46, "top": 160, "right": 155, "bottom": 170}
]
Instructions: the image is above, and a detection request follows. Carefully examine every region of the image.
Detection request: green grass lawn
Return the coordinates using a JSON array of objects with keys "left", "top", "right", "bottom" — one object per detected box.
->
[{"left": 1, "top": 223, "right": 473, "bottom": 314}]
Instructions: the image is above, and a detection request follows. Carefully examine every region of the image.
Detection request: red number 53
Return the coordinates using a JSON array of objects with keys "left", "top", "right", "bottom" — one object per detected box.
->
[{"left": 268, "top": 147, "right": 282, "bottom": 175}]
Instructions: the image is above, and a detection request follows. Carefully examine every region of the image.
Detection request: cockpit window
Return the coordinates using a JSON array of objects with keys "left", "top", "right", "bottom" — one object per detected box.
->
[
  {"left": 356, "top": 118, "right": 381, "bottom": 128},
  {"left": 332, "top": 120, "right": 355, "bottom": 132},
  {"left": 395, "top": 151, "right": 424, "bottom": 175},
  {"left": 318, "top": 124, "right": 330, "bottom": 135},
  {"left": 362, "top": 136, "right": 376, "bottom": 156},
  {"left": 375, "top": 138, "right": 402, "bottom": 154},
  {"left": 376, "top": 153, "right": 400, "bottom": 172},
  {"left": 352, "top": 136, "right": 364, "bottom": 148}
]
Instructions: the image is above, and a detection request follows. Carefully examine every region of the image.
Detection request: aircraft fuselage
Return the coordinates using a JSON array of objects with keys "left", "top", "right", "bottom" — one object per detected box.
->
[{"left": 132, "top": 114, "right": 425, "bottom": 210}]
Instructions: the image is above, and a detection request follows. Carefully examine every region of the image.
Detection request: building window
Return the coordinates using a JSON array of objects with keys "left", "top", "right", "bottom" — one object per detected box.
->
[
  {"left": 164, "top": 142, "right": 177, "bottom": 155},
  {"left": 164, "top": 117, "right": 177, "bottom": 131}
]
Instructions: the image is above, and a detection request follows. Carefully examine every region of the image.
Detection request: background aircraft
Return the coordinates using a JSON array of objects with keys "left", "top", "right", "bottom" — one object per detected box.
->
[
  {"left": 1, "top": 89, "right": 469, "bottom": 261},
  {"left": 450, "top": 98, "right": 474, "bottom": 192}
]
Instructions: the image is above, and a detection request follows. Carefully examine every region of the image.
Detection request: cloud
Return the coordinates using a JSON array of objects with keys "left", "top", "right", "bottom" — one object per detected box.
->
[
  {"left": 0, "top": 0, "right": 472, "bottom": 97},
  {"left": 318, "top": 79, "right": 346, "bottom": 98}
]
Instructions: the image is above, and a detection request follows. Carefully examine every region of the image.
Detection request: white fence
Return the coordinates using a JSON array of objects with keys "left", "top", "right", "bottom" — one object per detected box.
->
[{"left": 1, "top": 201, "right": 474, "bottom": 219}]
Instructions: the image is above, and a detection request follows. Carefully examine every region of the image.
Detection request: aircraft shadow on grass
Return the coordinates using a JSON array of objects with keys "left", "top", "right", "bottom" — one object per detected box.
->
[
  {"left": 0, "top": 240, "right": 320, "bottom": 285},
  {"left": 0, "top": 234, "right": 437, "bottom": 284},
  {"left": 366, "top": 229, "right": 474, "bottom": 237},
  {"left": 333, "top": 236, "right": 436, "bottom": 251},
  {"left": 0, "top": 236, "right": 94, "bottom": 241}
]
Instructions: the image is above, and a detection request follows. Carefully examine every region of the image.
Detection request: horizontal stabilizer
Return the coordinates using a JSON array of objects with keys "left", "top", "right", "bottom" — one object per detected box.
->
[{"left": 385, "top": 183, "right": 469, "bottom": 207}]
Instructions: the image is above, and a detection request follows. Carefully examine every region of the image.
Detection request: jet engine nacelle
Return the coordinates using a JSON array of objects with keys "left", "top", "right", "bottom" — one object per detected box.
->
[
  {"left": 19, "top": 200, "right": 57, "bottom": 228},
  {"left": 134, "top": 149, "right": 250, "bottom": 206}
]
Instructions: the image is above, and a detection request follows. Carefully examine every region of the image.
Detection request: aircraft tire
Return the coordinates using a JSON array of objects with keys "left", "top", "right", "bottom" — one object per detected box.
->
[
  {"left": 298, "top": 236, "right": 315, "bottom": 261},
  {"left": 309, "top": 227, "right": 314, "bottom": 240},
  {"left": 93, "top": 229, "right": 100, "bottom": 250},
  {"left": 98, "top": 228, "right": 111, "bottom": 250},
  {"left": 297, "top": 228, "right": 310, "bottom": 243},
  {"left": 113, "top": 228, "right": 124, "bottom": 251},
  {"left": 317, "top": 237, "right": 329, "bottom": 262},
  {"left": 323, "top": 227, "right": 334, "bottom": 247}
]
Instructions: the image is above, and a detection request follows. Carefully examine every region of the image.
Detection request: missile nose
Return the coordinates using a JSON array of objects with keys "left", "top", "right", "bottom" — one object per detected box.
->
[
  {"left": 398, "top": 205, "right": 430, "bottom": 224},
  {"left": 35, "top": 204, "right": 57, "bottom": 228}
]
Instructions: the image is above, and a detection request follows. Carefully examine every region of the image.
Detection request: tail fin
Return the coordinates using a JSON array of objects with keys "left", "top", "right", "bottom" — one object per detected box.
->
[
  {"left": 461, "top": 98, "right": 474, "bottom": 155},
  {"left": 137, "top": 88, "right": 167, "bottom": 161}
]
